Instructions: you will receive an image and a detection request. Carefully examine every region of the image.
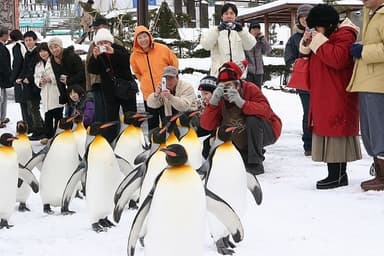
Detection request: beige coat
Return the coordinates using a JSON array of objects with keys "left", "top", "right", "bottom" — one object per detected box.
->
[
  {"left": 200, "top": 27, "right": 256, "bottom": 77},
  {"left": 147, "top": 79, "right": 197, "bottom": 117},
  {"left": 347, "top": 6, "right": 384, "bottom": 93}
]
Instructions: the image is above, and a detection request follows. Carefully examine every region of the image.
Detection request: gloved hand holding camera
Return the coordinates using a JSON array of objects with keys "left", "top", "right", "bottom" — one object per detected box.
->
[
  {"left": 209, "top": 83, "right": 225, "bottom": 106},
  {"left": 225, "top": 88, "right": 245, "bottom": 108}
]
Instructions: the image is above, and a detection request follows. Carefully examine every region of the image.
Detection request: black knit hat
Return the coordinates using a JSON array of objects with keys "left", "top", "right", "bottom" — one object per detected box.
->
[
  {"left": 198, "top": 76, "right": 217, "bottom": 93},
  {"left": 306, "top": 4, "right": 339, "bottom": 29},
  {"left": 249, "top": 22, "right": 261, "bottom": 32}
]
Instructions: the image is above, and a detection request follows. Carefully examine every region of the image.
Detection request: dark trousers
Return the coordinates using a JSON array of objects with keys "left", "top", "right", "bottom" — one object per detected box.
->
[
  {"left": 246, "top": 73, "right": 263, "bottom": 88},
  {"left": 298, "top": 90, "right": 312, "bottom": 152},
  {"left": 44, "top": 107, "right": 63, "bottom": 138},
  {"left": 144, "top": 101, "right": 165, "bottom": 131},
  {"left": 238, "top": 116, "right": 276, "bottom": 165},
  {"left": 27, "top": 99, "right": 44, "bottom": 133},
  {"left": 19, "top": 102, "right": 32, "bottom": 132}
]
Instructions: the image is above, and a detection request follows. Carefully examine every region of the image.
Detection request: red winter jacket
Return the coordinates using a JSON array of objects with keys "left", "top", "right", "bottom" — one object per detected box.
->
[
  {"left": 200, "top": 80, "right": 282, "bottom": 140},
  {"left": 306, "top": 26, "right": 359, "bottom": 136}
]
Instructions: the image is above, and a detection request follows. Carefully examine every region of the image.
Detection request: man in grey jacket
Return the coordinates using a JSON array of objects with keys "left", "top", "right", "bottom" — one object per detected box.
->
[{"left": 245, "top": 22, "right": 272, "bottom": 88}]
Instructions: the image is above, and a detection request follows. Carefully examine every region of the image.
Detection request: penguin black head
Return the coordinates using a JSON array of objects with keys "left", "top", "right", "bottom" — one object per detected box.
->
[
  {"left": 217, "top": 125, "right": 237, "bottom": 142},
  {"left": 123, "top": 112, "right": 153, "bottom": 127},
  {"left": 150, "top": 127, "right": 167, "bottom": 144},
  {"left": 58, "top": 117, "right": 75, "bottom": 130},
  {"left": 178, "top": 111, "right": 200, "bottom": 127},
  {"left": 16, "top": 121, "right": 28, "bottom": 134},
  {"left": 89, "top": 121, "right": 119, "bottom": 136},
  {"left": 160, "top": 144, "right": 188, "bottom": 166},
  {"left": 162, "top": 113, "right": 182, "bottom": 139},
  {"left": 0, "top": 133, "right": 17, "bottom": 147}
]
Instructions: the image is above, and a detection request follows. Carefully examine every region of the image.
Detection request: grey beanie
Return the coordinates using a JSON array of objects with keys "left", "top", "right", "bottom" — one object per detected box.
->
[{"left": 297, "top": 4, "right": 313, "bottom": 18}]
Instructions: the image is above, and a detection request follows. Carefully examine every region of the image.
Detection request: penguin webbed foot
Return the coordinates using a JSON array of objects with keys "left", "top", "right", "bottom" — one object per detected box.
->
[
  {"left": 43, "top": 204, "right": 55, "bottom": 215},
  {"left": 0, "top": 219, "right": 13, "bottom": 229},
  {"left": 61, "top": 207, "right": 76, "bottom": 215},
  {"left": 216, "top": 237, "right": 235, "bottom": 255},
  {"left": 75, "top": 190, "right": 84, "bottom": 199},
  {"left": 128, "top": 199, "right": 138, "bottom": 210},
  {"left": 92, "top": 222, "right": 107, "bottom": 233},
  {"left": 18, "top": 202, "right": 31, "bottom": 212},
  {"left": 139, "top": 236, "right": 145, "bottom": 247},
  {"left": 99, "top": 217, "right": 115, "bottom": 228}
]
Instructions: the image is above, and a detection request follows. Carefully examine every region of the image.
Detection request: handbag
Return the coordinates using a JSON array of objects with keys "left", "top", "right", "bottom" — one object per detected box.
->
[
  {"left": 113, "top": 77, "right": 139, "bottom": 100},
  {"left": 287, "top": 57, "right": 310, "bottom": 91}
]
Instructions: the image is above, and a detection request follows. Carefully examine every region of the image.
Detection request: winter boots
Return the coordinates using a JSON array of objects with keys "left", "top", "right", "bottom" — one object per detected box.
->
[
  {"left": 361, "top": 158, "right": 384, "bottom": 191},
  {"left": 316, "top": 163, "right": 348, "bottom": 189}
]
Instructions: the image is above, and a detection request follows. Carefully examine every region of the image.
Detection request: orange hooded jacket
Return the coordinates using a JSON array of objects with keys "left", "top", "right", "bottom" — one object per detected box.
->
[{"left": 130, "top": 26, "right": 179, "bottom": 101}]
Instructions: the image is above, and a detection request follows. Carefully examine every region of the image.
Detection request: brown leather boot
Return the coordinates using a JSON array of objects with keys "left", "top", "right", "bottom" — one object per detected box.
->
[{"left": 361, "top": 158, "right": 384, "bottom": 191}]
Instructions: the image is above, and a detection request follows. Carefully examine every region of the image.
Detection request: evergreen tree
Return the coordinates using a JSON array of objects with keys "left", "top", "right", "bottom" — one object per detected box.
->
[{"left": 155, "top": 1, "right": 179, "bottom": 39}]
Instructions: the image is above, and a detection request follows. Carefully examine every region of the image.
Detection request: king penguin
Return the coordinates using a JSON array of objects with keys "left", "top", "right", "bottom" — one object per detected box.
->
[
  {"left": 0, "top": 133, "right": 19, "bottom": 229},
  {"left": 114, "top": 112, "right": 152, "bottom": 168},
  {"left": 40, "top": 117, "right": 80, "bottom": 215},
  {"left": 13, "top": 121, "right": 34, "bottom": 211},
  {"left": 62, "top": 121, "right": 124, "bottom": 232},
  {"left": 72, "top": 113, "right": 87, "bottom": 160},
  {"left": 204, "top": 125, "right": 263, "bottom": 255},
  {"left": 125, "top": 144, "right": 244, "bottom": 256},
  {"left": 178, "top": 111, "right": 203, "bottom": 169}
]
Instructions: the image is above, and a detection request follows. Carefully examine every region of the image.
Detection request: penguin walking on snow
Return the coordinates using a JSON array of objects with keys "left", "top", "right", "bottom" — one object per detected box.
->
[
  {"left": 0, "top": 133, "right": 39, "bottom": 229},
  {"left": 204, "top": 125, "right": 263, "bottom": 255},
  {"left": 62, "top": 122, "right": 125, "bottom": 232},
  {"left": 39, "top": 117, "right": 80, "bottom": 215},
  {"left": 13, "top": 121, "right": 34, "bottom": 211},
  {"left": 125, "top": 144, "right": 244, "bottom": 256}
]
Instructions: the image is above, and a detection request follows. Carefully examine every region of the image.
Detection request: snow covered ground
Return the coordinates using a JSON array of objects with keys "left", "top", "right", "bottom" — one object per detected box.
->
[{"left": 1, "top": 73, "right": 383, "bottom": 255}]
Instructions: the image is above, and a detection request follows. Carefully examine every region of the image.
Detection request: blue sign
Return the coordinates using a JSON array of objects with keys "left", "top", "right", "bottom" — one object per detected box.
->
[{"left": 133, "top": 0, "right": 157, "bottom": 8}]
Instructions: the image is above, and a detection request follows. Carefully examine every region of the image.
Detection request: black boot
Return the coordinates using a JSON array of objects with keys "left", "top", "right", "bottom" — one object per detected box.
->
[{"left": 316, "top": 163, "right": 348, "bottom": 189}]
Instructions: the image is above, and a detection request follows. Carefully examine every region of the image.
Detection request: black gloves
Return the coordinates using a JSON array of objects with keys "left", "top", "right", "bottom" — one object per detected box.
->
[
  {"left": 233, "top": 22, "right": 243, "bottom": 32},
  {"left": 218, "top": 21, "right": 243, "bottom": 32},
  {"left": 350, "top": 43, "right": 363, "bottom": 59}
]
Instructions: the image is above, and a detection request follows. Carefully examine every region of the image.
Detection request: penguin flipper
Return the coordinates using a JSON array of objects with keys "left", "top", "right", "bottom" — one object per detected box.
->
[
  {"left": 127, "top": 187, "right": 154, "bottom": 256},
  {"left": 134, "top": 143, "right": 159, "bottom": 166},
  {"left": 18, "top": 168, "right": 39, "bottom": 193},
  {"left": 115, "top": 154, "right": 134, "bottom": 176},
  {"left": 61, "top": 161, "right": 87, "bottom": 210},
  {"left": 205, "top": 188, "right": 244, "bottom": 243},
  {"left": 246, "top": 172, "right": 263, "bottom": 205},
  {"left": 22, "top": 146, "right": 48, "bottom": 171},
  {"left": 113, "top": 164, "right": 146, "bottom": 223}
]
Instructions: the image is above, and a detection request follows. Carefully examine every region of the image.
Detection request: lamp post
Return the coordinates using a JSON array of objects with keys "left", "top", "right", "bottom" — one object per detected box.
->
[
  {"left": 195, "top": 0, "right": 201, "bottom": 28},
  {"left": 138, "top": 0, "right": 148, "bottom": 27}
]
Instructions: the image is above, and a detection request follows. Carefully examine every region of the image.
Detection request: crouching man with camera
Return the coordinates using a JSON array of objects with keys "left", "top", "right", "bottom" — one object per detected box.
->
[{"left": 200, "top": 60, "right": 282, "bottom": 175}]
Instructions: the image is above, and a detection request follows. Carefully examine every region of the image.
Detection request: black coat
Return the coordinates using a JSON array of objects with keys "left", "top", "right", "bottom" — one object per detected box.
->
[
  {"left": 88, "top": 44, "right": 135, "bottom": 99},
  {"left": 51, "top": 46, "right": 86, "bottom": 104},
  {"left": 16, "top": 46, "right": 41, "bottom": 102},
  {"left": 284, "top": 31, "right": 303, "bottom": 67},
  {"left": 0, "top": 43, "right": 11, "bottom": 89},
  {"left": 11, "top": 42, "right": 25, "bottom": 102}
]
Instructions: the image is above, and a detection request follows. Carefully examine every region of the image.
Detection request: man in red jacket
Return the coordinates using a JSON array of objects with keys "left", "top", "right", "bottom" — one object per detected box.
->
[{"left": 200, "top": 61, "right": 282, "bottom": 175}]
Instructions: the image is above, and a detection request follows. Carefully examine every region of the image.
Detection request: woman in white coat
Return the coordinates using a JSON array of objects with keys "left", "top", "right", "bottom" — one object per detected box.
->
[
  {"left": 200, "top": 3, "right": 256, "bottom": 77},
  {"left": 34, "top": 43, "right": 63, "bottom": 144}
]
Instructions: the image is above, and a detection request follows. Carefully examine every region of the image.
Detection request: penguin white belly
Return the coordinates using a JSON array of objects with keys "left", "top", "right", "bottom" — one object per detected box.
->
[
  {"left": 179, "top": 131, "right": 203, "bottom": 169},
  {"left": 13, "top": 138, "right": 33, "bottom": 203},
  {"left": 114, "top": 126, "right": 144, "bottom": 166},
  {"left": 87, "top": 137, "right": 124, "bottom": 223},
  {"left": 206, "top": 144, "right": 247, "bottom": 239},
  {"left": 40, "top": 132, "right": 79, "bottom": 206},
  {"left": 145, "top": 167, "right": 206, "bottom": 256},
  {"left": 139, "top": 150, "right": 167, "bottom": 206},
  {"left": 73, "top": 127, "right": 87, "bottom": 159},
  {"left": 0, "top": 151, "right": 18, "bottom": 220}
]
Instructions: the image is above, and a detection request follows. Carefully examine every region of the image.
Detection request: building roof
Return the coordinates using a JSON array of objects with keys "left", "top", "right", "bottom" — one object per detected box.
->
[{"left": 237, "top": 0, "right": 363, "bottom": 23}]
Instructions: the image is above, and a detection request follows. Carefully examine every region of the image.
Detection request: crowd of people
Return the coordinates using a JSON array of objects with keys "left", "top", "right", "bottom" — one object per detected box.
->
[{"left": 0, "top": 1, "right": 383, "bottom": 192}]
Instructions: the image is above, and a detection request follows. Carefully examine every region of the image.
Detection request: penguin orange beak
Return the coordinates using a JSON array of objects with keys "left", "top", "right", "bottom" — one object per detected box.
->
[
  {"left": 160, "top": 148, "right": 177, "bottom": 157},
  {"left": 188, "top": 111, "right": 200, "bottom": 117},
  {"left": 225, "top": 126, "right": 237, "bottom": 133},
  {"left": 7, "top": 136, "right": 18, "bottom": 142},
  {"left": 170, "top": 112, "right": 183, "bottom": 122},
  {"left": 159, "top": 126, "right": 167, "bottom": 134},
  {"left": 66, "top": 116, "right": 76, "bottom": 123},
  {"left": 100, "top": 121, "right": 119, "bottom": 129}
]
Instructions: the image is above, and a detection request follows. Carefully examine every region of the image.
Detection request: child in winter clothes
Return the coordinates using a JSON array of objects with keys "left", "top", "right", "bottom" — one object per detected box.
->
[{"left": 67, "top": 85, "right": 95, "bottom": 127}]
